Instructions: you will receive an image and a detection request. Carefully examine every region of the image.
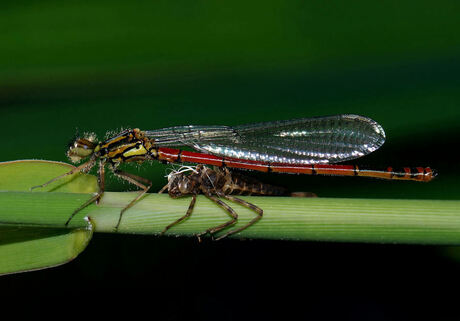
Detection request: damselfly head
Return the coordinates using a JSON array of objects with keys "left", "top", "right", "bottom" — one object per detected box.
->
[
  {"left": 166, "top": 171, "right": 197, "bottom": 198},
  {"left": 67, "top": 135, "right": 98, "bottom": 163}
]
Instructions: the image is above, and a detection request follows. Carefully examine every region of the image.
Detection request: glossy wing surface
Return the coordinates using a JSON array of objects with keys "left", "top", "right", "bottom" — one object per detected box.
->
[{"left": 145, "top": 114, "right": 386, "bottom": 164}]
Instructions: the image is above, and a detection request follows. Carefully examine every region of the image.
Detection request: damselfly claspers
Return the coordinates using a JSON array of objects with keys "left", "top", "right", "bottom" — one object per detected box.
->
[{"left": 32, "top": 114, "right": 435, "bottom": 238}]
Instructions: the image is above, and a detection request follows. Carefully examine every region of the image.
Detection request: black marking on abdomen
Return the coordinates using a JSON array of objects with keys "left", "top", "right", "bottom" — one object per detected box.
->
[
  {"left": 267, "top": 163, "right": 272, "bottom": 173},
  {"left": 354, "top": 165, "right": 359, "bottom": 176},
  {"left": 393, "top": 168, "right": 406, "bottom": 178}
]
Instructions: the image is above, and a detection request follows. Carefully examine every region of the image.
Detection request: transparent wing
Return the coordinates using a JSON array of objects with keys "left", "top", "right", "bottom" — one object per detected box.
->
[
  {"left": 145, "top": 125, "right": 239, "bottom": 146},
  {"left": 145, "top": 114, "right": 386, "bottom": 164}
]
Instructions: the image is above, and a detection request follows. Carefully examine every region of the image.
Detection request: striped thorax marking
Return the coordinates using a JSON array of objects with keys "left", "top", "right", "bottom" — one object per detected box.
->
[{"left": 123, "top": 144, "right": 148, "bottom": 158}]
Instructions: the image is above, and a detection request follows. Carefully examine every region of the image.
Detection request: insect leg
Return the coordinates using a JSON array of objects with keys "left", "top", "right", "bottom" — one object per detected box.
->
[
  {"left": 197, "top": 194, "right": 238, "bottom": 241},
  {"left": 65, "top": 160, "right": 105, "bottom": 226},
  {"left": 161, "top": 194, "right": 197, "bottom": 235},
  {"left": 112, "top": 168, "right": 152, "bottom": 230},
  {"left": 30, "top": 158, "right": 96, "bottom": 191},
  {"left": 213, "top": 194, "right": 263, "bottom": 241},
  {"left": 158, "top": 183, "right": 169, "bottom": 194},
  {"left": 96, "top": 160, "right": 105, "bottom": 203}
]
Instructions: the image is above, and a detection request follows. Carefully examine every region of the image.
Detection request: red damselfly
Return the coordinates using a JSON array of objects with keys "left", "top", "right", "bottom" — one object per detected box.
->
[{"left": 32, "top": 114, "right": 435, "bottom": 238}]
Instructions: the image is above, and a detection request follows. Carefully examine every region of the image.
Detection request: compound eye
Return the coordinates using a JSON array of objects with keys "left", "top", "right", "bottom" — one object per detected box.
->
[
  {"left": 67, "top": 138, "right": 96, "bottom": 163},
  {"left": 178, "top": 181, "right": 190, "bottom": 193}
]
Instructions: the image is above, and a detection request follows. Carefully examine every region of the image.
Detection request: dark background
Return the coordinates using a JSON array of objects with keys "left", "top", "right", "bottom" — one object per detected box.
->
[{"left": 1, "top": 1, "right": 460, "bottom": 319}]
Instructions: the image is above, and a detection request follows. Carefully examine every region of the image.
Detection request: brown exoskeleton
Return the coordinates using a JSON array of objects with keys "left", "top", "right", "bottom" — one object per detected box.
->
[{"left": 159, "top": 165, "right": 287, "bottom": 240}]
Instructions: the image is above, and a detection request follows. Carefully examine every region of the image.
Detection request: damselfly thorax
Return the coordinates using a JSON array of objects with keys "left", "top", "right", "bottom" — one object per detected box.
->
[{"left": 32, "top": 114, "right": 436, "bottom": 239}]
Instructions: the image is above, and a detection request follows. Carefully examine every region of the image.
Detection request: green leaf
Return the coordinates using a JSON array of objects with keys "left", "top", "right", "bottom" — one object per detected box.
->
[
  {"left": 0, "top": 160, "right": 97, "bottom": 193},
  {"left": 0, "top": 225, "right": 93, "bottom": 275},
  {"left": 0, "top": 160, "right": 97, "bottom": 275}
]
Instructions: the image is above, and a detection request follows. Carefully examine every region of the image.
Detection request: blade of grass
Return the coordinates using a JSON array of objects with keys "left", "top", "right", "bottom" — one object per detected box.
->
[
  {"left": 2, "top": 189, "right": 460, "bottom": 245},
  {"left": 0, "top": 225, "right": 93, "bottom": 275},
  {"left": 0, "top": 159, "right": 97, "bottom": 193},
  {"left": 2, "top": 160, "right": 460, "bottom": 247},
  {"left": 0, "top": 160, "right": 97, "bottom": 275},
  {"left": 93, "top": 193, "right": 460, "bottom": 244}
]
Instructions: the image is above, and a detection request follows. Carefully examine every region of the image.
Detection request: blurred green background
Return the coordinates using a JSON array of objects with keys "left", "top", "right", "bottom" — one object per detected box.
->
[
  {"left": 2, "top": 1, "right": 460, "bottom": 319},
  {"left": 2, "top": 0, "right": 459, "bottom": 199}
]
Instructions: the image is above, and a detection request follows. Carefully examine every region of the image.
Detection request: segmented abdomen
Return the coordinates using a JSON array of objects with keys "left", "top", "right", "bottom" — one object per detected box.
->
[{"left": 219, "top": 170, "right": 287, "bottom": 196}]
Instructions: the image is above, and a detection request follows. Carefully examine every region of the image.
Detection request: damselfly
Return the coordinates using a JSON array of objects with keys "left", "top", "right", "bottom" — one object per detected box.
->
[{"left": 32, "top": 114, "right": 435, "bottom": 237}]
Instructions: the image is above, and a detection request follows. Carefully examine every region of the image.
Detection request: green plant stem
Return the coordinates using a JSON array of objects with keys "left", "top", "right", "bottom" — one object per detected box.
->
[{"left": 2, "top": 191, "right": 460, "bottom": 244}]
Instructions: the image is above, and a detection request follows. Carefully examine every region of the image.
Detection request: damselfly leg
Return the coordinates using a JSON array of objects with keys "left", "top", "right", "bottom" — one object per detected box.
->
[
  {"left": 160, "top": 194, "right": 197, "bottom": 235},
  {"left": 214, "top": 194, "right": 263, "bottom": 240},
  {"left": 112, "top": 168, "right": 152, "bottom": 229},
  {"left": 64, "top": 160, "right": 106, "bottom": 226},
  {"left": 197, "top": 194, "right": 239, "bottom": 241}
]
